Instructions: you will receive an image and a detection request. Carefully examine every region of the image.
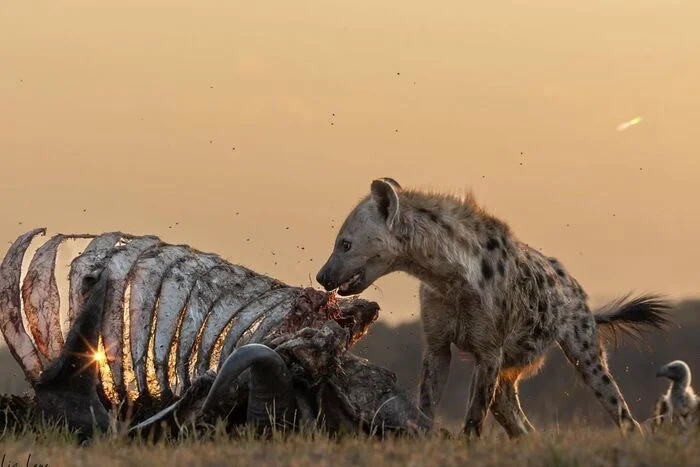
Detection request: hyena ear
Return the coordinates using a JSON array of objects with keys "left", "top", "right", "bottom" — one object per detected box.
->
[
  {"left": 371, "top": 178, "right": 400, "bottom": 229},
  {"left": 378, "top": 177, "right": 402, "bottom": 190}
]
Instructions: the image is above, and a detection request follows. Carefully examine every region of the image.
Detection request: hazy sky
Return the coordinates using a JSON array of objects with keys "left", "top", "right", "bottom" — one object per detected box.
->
[{"left": 1, "top": 1, "right": 699, "bottom": 331}]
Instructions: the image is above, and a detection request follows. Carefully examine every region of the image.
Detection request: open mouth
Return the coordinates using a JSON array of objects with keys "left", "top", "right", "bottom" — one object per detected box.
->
[{"left": 338, "top": 271, "right": 363, "bottom": 295}]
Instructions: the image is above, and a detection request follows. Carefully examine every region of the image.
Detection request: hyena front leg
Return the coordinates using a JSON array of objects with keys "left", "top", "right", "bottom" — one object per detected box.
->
[
  {"left": 558, "top": 314, "right": 642, "bottom": 434},
  {"left": 490, "top": 377, "right": 535, "bottom": 438},
  {"left": 418, "top": 283, "right": 453, "bottom": 419},
  {"left": 418, "top": 344, "right": 451, "bottom": 419},
  {"left": 463, "top": 356, "right": 501, "bottom": 438}
]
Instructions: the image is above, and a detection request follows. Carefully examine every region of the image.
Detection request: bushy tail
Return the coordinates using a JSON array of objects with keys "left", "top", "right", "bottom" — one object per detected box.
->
[{"left": 594, "top": 294, "right": 673, "bottom": 347}]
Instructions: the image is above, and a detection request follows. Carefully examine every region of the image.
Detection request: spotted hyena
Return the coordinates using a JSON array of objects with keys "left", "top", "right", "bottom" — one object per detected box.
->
[{"left": 316, "top": 178, "right": 671, "bottom": 438}]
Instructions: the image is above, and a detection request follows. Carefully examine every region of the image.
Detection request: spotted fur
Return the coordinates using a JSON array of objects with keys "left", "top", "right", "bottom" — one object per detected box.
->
[{"left": 317, "top": 178, "right": 673, "bottom": 439}]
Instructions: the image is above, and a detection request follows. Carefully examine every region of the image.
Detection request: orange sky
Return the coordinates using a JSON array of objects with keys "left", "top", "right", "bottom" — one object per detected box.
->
[{"left": 1, "top": 1, "right": 699, "bottom": 332}]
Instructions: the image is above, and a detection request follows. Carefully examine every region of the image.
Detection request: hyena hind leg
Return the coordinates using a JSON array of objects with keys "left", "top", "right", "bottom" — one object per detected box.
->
[
  {"left": 490, "top": 373, "right": 535, "bottom": 438},
  {"left": 558, "top": 315, "right": 642, "bottom": 434}
]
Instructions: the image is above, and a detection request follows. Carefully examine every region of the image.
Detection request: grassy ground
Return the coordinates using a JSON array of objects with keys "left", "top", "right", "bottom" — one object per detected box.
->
[{"left": 0, "top": 423, "right": 698, "bottom": 467}]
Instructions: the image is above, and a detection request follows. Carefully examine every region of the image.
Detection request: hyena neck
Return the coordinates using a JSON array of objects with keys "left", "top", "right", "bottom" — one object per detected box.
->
[{"left": 393, "top": 191, "right": 515, "bottom": 298}]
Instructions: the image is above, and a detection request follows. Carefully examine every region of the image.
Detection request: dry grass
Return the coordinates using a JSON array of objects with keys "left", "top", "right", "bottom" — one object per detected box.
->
[{"left": 0, "top": 422, "right": 698, "bottom": 467}]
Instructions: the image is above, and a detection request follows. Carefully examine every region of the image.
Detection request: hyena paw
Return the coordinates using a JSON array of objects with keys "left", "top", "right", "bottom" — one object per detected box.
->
[{"left": 462, "top": 418, "right": 482, "bottom": 442}]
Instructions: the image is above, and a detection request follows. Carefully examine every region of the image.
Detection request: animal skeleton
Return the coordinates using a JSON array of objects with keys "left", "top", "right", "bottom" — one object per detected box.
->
[{"left": 0, "top": 228, "right": 431, "bottom": 439}]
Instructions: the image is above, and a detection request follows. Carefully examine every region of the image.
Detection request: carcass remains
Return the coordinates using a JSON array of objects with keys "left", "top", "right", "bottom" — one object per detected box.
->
[{"left": 0, "top": 229, "right": 432, "bottom": 440}]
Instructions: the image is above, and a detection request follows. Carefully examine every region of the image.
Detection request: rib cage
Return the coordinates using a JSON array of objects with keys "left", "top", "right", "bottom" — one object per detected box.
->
[{"left": 0, "top": 228, "right": 334, "bottom": 404}]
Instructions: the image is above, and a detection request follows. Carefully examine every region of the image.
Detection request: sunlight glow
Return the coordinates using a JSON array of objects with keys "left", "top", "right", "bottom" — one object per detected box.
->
[{"left": 616, "top": 116, "right": 643, "bottom": 132}]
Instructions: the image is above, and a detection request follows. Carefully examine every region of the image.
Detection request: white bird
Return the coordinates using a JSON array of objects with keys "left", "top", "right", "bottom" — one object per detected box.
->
[{"left": 653, "top": 360, "right": 699, "bottom": 429}]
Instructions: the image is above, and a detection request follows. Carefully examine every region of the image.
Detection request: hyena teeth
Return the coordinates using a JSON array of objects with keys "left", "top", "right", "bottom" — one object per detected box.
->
[{"left": 339, "top": 272, "right": 361, "bottom": 293}]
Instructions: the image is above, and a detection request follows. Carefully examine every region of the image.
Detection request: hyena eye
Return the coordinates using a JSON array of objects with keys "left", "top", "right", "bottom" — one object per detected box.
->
[{"left": 340, "top": 240, "right": 352, "bottom": 252}]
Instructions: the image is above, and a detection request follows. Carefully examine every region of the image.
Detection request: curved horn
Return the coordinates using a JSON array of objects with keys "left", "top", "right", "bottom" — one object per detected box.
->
[{"left": 202, "top": 343, "right": 294, "bottom": 428}]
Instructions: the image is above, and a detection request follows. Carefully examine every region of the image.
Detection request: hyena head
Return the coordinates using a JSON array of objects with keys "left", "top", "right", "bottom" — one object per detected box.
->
[{"left": 316, "top": 178, "right": 404, "bottom": 296}]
